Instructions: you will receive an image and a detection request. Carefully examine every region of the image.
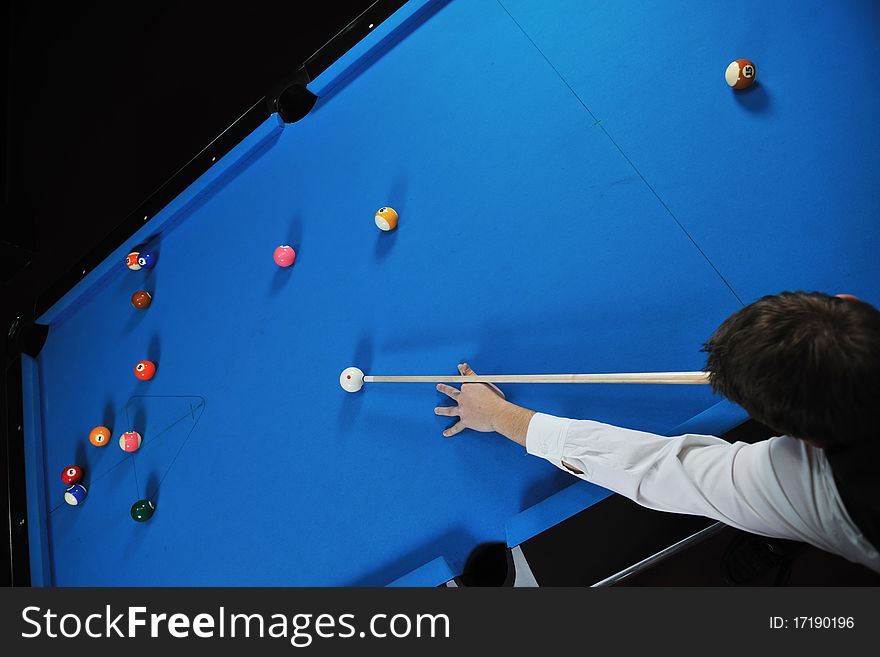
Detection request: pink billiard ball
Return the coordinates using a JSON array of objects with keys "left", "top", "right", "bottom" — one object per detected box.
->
[
  {"left": 119, "top": 430, "right": 142, "bottom": 452},
  {"left": 61, "top": 465, "right": 83, "bottom": 485},
  {"left": 274, "top": 245, "right": 296, "bottom": 267},
  {"left": 134, "top": 360, "right": 157, "bottom": 380}
]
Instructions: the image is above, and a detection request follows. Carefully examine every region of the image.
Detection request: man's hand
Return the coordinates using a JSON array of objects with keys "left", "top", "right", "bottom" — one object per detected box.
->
[
  {"left": 433, "top": 363, "right": 580, "bottom": 473},
  {"left": 435, "top": 363, "right": 510, "bottom": 436}
]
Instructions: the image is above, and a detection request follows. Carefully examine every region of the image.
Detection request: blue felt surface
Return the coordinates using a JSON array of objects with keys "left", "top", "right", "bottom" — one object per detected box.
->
[
  {"left": 667, "top": 399, "right": 750, "bottom": 438},
  {"left": 29, "top": 0, "right": 871, "bottom": 585},
  {"left": 387, "top": 556, "right": 456, "bottom": 587},
  {"left": 499, "top": 0, "right": 880, "bottom": 306},
  {"left": 308, "top": 0, "right": 449, "bottom": 100}
]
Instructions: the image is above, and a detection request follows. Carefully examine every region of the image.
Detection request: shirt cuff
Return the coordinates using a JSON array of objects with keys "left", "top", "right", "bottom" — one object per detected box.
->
[{"left": 526, "top": 413, "right": 574, "bottom": 463}]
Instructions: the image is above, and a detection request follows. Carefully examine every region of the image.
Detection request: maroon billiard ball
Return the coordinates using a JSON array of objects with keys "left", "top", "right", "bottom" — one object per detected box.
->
[
  {"left": 725, "top": 59, "right": 756, "bottom": 90},
  {"left": 62, "top": 465, "right": 83, "bottom": 485},
  {"left": 131, "top": 290, "right": 152, "bottom": 309}
]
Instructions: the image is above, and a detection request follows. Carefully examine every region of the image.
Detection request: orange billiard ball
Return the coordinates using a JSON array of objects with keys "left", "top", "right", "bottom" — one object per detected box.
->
[
  {"left": 374, "top": 206, "right": 398, "bottom": 231},
  {"left": 134, "top": 360, "right": 157, "bottom": 381},
  {"left": 89, "top": 426, "right": 111, "bottom": 447},
  {"left": 725, "top": 59, "right": 756, "bottom": 90}
]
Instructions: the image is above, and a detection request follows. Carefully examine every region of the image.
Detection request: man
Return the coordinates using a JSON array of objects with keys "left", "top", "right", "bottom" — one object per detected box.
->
[{"left": 434, "top": 292, "right": 880, "bottom": 573}]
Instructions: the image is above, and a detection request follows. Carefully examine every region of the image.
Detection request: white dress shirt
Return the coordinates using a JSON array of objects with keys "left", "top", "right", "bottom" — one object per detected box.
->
[{"left": 526, "top": 413, "right": 880, "bottom": 573}]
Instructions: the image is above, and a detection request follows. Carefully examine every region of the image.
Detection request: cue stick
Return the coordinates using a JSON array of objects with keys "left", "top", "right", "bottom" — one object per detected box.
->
[{"left": 364, "top": 372, "right": 711, "bottom": 385}]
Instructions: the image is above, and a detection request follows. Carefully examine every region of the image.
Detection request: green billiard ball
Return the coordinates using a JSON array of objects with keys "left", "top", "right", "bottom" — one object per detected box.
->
[{"left": 130, "top": 499, "right": 155, "bottom": 522}]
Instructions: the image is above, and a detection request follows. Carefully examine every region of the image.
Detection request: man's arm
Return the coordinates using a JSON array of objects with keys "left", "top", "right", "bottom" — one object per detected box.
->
[{"left": 434, "top": 364, "right": 878, "bottom": 569}]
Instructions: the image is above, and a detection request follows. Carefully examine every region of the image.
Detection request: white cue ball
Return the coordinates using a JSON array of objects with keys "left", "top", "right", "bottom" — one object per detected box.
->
[{"left": 340, "top": 367, "right": 365, "bottom": 392}]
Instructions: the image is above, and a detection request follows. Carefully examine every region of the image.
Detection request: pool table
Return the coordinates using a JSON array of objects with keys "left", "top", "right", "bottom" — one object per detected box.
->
[{"left": 6, "top": 0, "right": 879, "bottom": 586}]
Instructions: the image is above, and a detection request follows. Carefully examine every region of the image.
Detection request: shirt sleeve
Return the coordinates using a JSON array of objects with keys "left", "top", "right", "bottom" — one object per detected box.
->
[{"left": 525, "top": 413, "right": 880, "bottom": 570}]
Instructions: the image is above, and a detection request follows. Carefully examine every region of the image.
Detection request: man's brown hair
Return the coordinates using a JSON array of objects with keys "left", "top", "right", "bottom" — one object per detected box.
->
[{"left": 703, "top": 291, "right": 880, "bottom": 448}]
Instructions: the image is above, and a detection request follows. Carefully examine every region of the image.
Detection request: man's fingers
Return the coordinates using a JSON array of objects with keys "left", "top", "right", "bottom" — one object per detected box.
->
[
  {"left": 434, "top": 406, "right": 460, "bottom": 417},
  {"left": 459, "top": 362, "right": 506, "bottom": 399},
  {"left": 443, "top": 421, "right": 466, "bottom": 437},
  {"left": 436, "top": 383, "right": 460, "bottom": 399}
]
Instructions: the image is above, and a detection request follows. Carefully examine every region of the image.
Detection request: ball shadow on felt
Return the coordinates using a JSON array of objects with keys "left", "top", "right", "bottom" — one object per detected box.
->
[
  {"left": 733, "top": 82, "right": 770, "bottom": 113},
  {"left": 269, "top": 213, "right": 303, "bottom": 296},
  {"left": 144, "top": 471, "right": 161, "bottom": 506}
]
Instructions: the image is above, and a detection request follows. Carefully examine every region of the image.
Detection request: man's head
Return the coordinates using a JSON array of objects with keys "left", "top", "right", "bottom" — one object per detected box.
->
[{"left": 703, "top": 291, "right": 880, "bottom": 448}]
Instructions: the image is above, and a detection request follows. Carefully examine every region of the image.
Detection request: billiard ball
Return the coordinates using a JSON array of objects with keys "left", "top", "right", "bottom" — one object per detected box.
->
[
  {"left": 64, "top": 484, "right": 88, "bottom": 506},
  {"left": 126, "top": 251, "right": 141, "bottom": 271},
  {"left": 274, "top": 245, "right": 297, "bottom": 267},
  {"left": 134, "top": 360, "right": 157, "bottom": 380},
  {"left": 375, "top": 207, "right": 398, "bottom": 231},
  {"left": 119, "top": 430, "right": 142, "bottom": 452},
  {"left": 725, "top": 59, "right": 756, "bottom": 90},
  {"left": 137, "top": 250, "right": 156, "bottom": 269},
  {"left": 131, "top": 290, "right": 152, "bottom": 309},
  {"left": 836, "top": 293, "right": 861, "bottom": 301},
  {"left": 130, "top": 499, "right": 155, "bottom": 522},
  {"left": 61, "top": 465, "right": 83, "bottom": 485},
  {"left": 340, "top": 366, "right": 365, "bottom": 392},
  {"left": 89, "top": 426, "right": 111, "bottom": 447}
]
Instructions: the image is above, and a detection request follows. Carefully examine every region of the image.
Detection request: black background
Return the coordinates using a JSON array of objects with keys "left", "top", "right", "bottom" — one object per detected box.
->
[{"left": 2, "top": 0, "right": 375, "bottom": 587}]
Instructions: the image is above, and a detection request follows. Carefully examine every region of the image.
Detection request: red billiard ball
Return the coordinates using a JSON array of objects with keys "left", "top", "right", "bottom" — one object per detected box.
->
[
  {"left": 126, "top": 251, "right": 141, "bottom": 271},
  {"left": 274, "top": 245, "right": 296, "bottom": 267},
  {"left": 134, "top": 360, "right": 157, "bottom": 380},
  {"left": 61, "top": 465, "right": 83, "bottom": 485}
]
